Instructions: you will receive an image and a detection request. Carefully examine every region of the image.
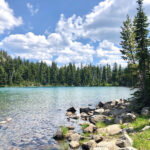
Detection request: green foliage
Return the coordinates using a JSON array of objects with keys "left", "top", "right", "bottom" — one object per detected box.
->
[
  {"left": 81, "top": 132, "right": 92, "bottom": 138},
  {"left": 59, "top": 141, "right": 69, "bottom": 150},
  {"left": 79, "top": 139, "right": 89, "bottom": 145},
  {"left": 0, "top": 50, "right": 137, "bottom": 87},
  {"left": 81, "top": 123, "right": 89, "bottom": 129},
  {"left": 131, "top": 129, "right": 150, "bottom": 150},
  {"left": 121, "top": 115, "right": 150, "bottom": 131},
  {"left": 96, "top": 122, "right": 107, "bottom": 128},
  {"left": 61, "top": 126, "right": 69, "bottom": 136},
  {"left": 120, "top": 0, "right": 150, "bottom": 107}
]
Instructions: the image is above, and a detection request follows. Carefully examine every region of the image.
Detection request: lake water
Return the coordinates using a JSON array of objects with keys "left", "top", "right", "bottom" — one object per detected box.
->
[{"left": 0, "top": 87, "right": 133, "bottom": 149}]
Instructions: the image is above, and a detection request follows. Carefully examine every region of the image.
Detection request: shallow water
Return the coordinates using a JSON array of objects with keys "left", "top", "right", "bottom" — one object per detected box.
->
[{"left": 0, "top": 87, "right": 133, "bottom": 149}]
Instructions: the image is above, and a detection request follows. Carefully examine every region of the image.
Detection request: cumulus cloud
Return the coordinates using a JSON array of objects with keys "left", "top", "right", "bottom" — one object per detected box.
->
[
  {"left": 27, "top": 3, "right": 39, "bottom": 16},
  {"left": 0, "top": 32, "right": 95, "bottom": 65},
  {"left": 96, "top": 40, "right": 126, "bottom": 66},
  {"left": 1, "top": 0, "right": 150, "bottom": 66},
  {"left": 0, "top": 0, "right": 22, "bottom": 34}
]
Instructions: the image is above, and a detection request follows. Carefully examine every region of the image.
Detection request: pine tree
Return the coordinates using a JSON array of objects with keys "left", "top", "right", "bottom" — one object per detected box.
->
[
  {"left": 134, "top": 0, "right": 149, "bottom": 106},
  {"left": 120, "top": 15, "right": 136, "bottom": 64}
]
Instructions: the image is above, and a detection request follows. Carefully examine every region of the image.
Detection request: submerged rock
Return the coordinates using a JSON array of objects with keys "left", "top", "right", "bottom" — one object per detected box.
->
[{"left": 53, "top": 129, "right": 64, "bottom": 140}]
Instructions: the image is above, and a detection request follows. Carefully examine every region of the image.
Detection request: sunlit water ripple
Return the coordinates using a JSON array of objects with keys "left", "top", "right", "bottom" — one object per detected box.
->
[{"left": 0, "top": 87, "right": 134, "bottom": 149}]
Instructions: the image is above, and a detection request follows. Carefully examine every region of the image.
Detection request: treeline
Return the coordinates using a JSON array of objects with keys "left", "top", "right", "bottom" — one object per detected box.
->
[{"left": 0, "top": 50, "right": 137, "bottom": 87}]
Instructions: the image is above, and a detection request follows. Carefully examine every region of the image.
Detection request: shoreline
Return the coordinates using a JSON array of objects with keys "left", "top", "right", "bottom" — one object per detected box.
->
[
  {"left": 0, "top": 85, "right": 132, "bottom": 88},
  {"left": 53, "top": 99, "right": 150, "bottom": 150}
]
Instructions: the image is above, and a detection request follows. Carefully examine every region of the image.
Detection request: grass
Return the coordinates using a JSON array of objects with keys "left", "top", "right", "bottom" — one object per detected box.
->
[
  {"left": 81, "top": 123, "right": 89, "bottom": 129},
  {"left": 120, "top": 115, "right": 150, "bottom": 150},
  {"left": 96, "top": 121, "right": 107, "bottom": 128},
  {"left": 131, "top": 129, "right": 150, "bottom": 150},
  {"left": 61, "top": 126, "right": 69, "bottom": 136},
  {"left": 79, "top": 139, "right": 89, "bottom": 145},
  {"left": 81, "top": 132, "right": 92, "bottom": 138},
  {"left": 121, "top": 115, "right": 150, "bottom": 131},
  {"left": 59, "top": 141, "right": 69, "bottom": 150}
]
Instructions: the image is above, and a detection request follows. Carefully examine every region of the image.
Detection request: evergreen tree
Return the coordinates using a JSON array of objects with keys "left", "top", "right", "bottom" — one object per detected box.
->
[
  {"left": 134, "top": 0, "right": 150, "bottom": 106},
  {"left": 120, "top": 15, "right": 136, "bottom": 64}
]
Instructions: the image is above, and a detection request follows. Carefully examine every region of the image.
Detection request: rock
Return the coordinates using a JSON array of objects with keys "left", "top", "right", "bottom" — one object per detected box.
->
[
  {"left": 102, "top": 109, "right": 111, "bottom": 116},
  {"left": 141, "top": 126, "right": 150, "bottom": 132},
  {"left": 141, "top": 107, "right": 150, "bottom": 116},
  {"left": 68, "top": 133, "right": 81, "bottom": 141},
  {"left": 110, "top": 109, "right": 127, "bottom": 117},
  {"left": 98, "top": 102, "right": 105, "bottom": 108},
  {"left": 67, "top": 107, "right": 76, "bottom": 113},
  {"left": 65, "top": 130, "right": 76, "bottom": 138},
  {"left": 0, "top": 120, "right": 7, "bottom": 124},
  {"left": 82, "top": 140, "right": 97, "bottom": 150},
  {"left": 80, "top": 107, "right": 95, "bottom": 114},
  {"left": 69, "top": 141, "right": 80, "bottom": 149},
  {"left": 123, "top": 127, "right": 134, "bottom": 133},
  {"left": 119, "top": 147, "right": 137, "bottom": 150},
  {"left": 81, "top": 112, "right": 89, "bottom": 120},
  {"left": 67, "top": 126, "right": 75, "bottom": 130},
  {"left": 89, "top": 115, "right": 107, "bottom": 124},
  {"left": 66, "top": 111, "right": 79, "bottom": 119},
  {"left": 97, "top": 124, "right": 121, "bottom": 136},
  {"left": 53, "top": 129, "right": 64, "bottom": 140},
  {"left": 116, "top": 140, "right": 126, "bottom": 148},
  {"left": 93, "top": 147, "right": 109, "bottom": 150},
  {"left": 115, "top": 113, "right": 136, "bottom": 124},
  {"left": 94, "top": 109, "right": 105, "bottom": 115},
  {"left": 69, "top": 114, "right": 79, "bottom": 119},
  {"left": 92, "top": 135, "right": 103, "bottom": 143},
  {"left": 66, "top": 111, "right": 73, "bottom": 116},
  {"left": 122, "top": 113, "right": 136, "bottom": 123},
  {"left": 115, "top": 117, "right": 123, "bottom": 124},
  {"left": 6, "top": 117, "right": 12, "bottom": 122},
  {"left": 120, "top": 133, "right": 133, "bottom": 147},
  {"left": 83, "top": 123, "right": 96, "bottom": 133},
  {"left": 96, "top": 140, "right": 119, "bottom": 150}
]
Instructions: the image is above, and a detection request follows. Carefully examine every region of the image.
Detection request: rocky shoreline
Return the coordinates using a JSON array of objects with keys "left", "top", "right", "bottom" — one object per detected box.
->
[{"left": 53, "top": 99, "right": 150, "bottom": 150}]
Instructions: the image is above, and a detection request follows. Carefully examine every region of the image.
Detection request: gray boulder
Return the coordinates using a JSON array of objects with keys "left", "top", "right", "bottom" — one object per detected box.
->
[
  {"left": 89, "top": 115, "right": 107, "bottom": 124},
  {"left": 141, "top": 107, "right": 150, "bottom": 116}
]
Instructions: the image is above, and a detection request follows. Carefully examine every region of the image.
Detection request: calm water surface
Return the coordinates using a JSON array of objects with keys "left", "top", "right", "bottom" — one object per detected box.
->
[{"left": 0, "top": 87, "right": 133, "bottom": 149}]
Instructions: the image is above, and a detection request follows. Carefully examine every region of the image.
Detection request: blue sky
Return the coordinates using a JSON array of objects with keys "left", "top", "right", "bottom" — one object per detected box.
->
[{"left": 0, "top": 0, "right": 150, "bottom": 66}]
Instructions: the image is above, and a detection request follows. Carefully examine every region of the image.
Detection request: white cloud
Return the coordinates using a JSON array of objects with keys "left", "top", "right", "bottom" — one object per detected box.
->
[
  {"left": 96, "top": 40, "right": 126, "bottom": 66},
  {"left": 1, "top": 0, "right": 150, "bottom": 66},
  {"left": 0, "top": 0, "right": 22, "bottom": 34},
  {"left": 27, "top": 3, "right": 39, "bottom": 16},
  {"left": 0, "top": 32, "right": 95, "bottom": 65}
]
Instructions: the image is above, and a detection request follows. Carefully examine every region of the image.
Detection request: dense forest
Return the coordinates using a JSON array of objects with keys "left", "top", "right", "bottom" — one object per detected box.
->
[{"left": 0, "top": 50, "right": 137, "bottom": 87}]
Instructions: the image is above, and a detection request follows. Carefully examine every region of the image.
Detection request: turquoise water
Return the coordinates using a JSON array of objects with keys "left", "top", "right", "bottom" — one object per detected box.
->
[{"left": 0, "top": 87, "right": 133, "bottom": 149}]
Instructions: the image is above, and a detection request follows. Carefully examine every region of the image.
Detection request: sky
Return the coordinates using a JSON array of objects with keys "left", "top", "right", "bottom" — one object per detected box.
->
[{"left": 0, "top": 0, "right": 150, "bottom": 66}]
